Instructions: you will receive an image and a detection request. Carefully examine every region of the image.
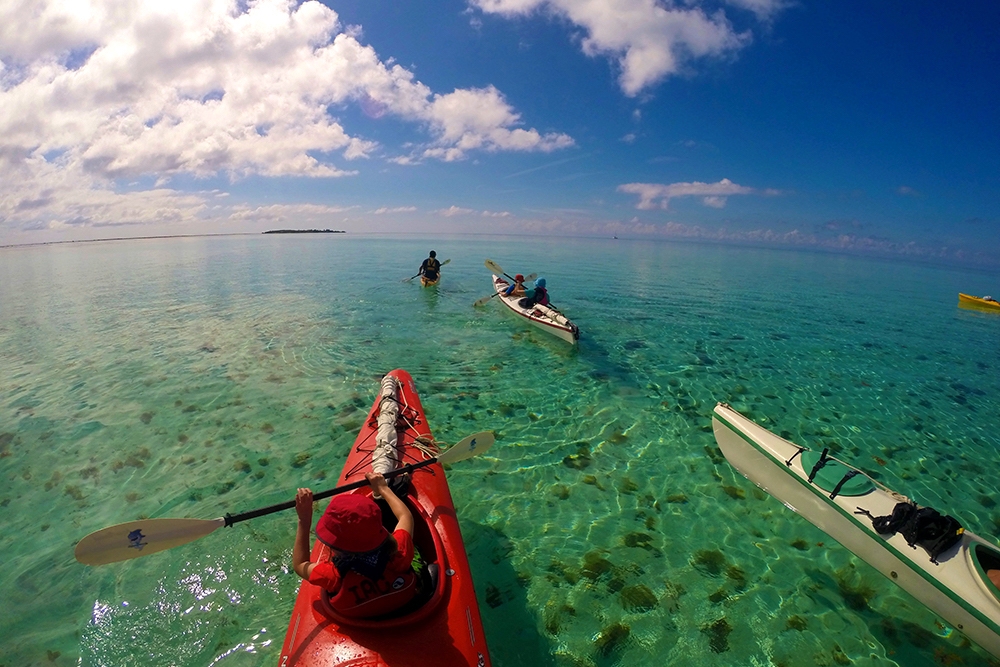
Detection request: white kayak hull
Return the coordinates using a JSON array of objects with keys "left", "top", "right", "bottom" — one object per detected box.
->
[
  {"left": 712, "top": 402, "right": 1000, "bottom": 660},
  {"left": 491, "top": 275, "right": 579, "bottom": 344}
]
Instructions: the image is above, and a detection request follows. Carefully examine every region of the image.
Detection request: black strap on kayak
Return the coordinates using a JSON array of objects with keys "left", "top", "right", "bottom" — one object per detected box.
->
[
  {"left": 784, "top": 446, "right": 806, "bottom": 467},
  {"left": 378, "top": 394, "right": 402, "bottom": 411},
  {"left": 807, "top": 448, "right": 830, "bottom": 484},
  {"left": 828, "top": 469, "right": 860, "bottom": 499}
]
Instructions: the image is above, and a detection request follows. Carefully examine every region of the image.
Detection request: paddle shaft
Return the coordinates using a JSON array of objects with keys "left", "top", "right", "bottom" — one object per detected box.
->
[
  {"left": 499, "top": 269, "right": 534, "bottom": 283},
  {"left": 473, "top": 271, "right": 537, "bottom": 306},
  {"left": 406, "top": 258, "right": 449, "bottom": 282},
  {"left": 223, "top": 457, "right": 438, "bottom": 526},
  {"left": 74, "top": 431, "right": 492, "bottom": 565},
  {"left": 475, "top": 292, "right": 502, "bottom": 306}
]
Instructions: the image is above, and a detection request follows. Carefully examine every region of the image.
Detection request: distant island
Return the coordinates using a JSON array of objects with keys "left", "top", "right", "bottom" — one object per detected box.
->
[{"left": 263, "top": 229, "right": 346, "bottom": 234}]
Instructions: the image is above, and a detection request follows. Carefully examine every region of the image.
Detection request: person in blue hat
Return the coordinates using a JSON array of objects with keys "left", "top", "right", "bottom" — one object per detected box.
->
[{"left": 518, "top": 277, "right": 549, "bottom": 308}]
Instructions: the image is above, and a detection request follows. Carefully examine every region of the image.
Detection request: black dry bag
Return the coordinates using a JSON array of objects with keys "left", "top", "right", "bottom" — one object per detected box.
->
[{"left": 862, "top": 501, "right": 964, "bottom": 564}]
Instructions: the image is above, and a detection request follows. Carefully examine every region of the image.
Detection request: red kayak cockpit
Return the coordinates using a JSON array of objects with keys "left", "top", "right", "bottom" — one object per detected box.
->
[{"left": 318, "top": 494, "right": 448, "bottom": 629}]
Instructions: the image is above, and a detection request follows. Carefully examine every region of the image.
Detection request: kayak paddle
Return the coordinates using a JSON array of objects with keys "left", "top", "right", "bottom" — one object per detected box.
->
[
  {"left": 473, "top": 292, "right": 501, "bottom": 307},
  {"left": 74, "top": 431, "right": 494, "bottom": 566},
  {"left": 403, "top": 259, "right": 450, "bottom": 282},
  {"left": 474, "top": 265, "right": 536, "bottom": 307},
  {"left": 484, "top": 258, "right": 515, "bottom": 282}
]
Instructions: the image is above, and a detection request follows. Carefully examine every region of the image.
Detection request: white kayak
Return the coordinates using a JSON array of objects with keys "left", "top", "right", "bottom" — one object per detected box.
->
[
  {"left": 712, "top": 402, "right": 1000, "bottom": 660},
  {"left": 491, "top": 274, "right": 579, "bottom": 344}
]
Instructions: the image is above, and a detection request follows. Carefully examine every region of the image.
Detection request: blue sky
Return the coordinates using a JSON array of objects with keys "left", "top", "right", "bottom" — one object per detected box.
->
[{"left": 1, "top": 1, "right": 998, "bottom": 266}]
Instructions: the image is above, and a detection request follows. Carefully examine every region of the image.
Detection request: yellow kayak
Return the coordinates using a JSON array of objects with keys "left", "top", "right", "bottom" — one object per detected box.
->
[
  {"left": 420, "top": 275, "right": 440, "bottom": 287},
  {"left": 959, "top": 293, "right": 1000, "bottom": 310}
]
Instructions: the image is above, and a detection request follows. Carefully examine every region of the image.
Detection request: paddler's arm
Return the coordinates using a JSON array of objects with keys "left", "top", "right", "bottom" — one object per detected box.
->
[
  {"left": 366, "top": 473, "right": 413, "bottom": 536},
  {"left": 293, "top": 487, "right": 317, "bottom": 580}
]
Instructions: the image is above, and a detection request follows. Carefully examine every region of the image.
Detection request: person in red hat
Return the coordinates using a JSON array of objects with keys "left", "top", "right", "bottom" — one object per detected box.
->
[
  {"left": 503, "top": 273, "right": 526, "bottom": 297},
  {"left": 293, "top": 473, "right": 417, "bottom": 618}
]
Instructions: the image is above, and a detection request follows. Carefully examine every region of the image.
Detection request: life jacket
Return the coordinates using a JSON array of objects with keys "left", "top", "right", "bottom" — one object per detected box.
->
[
  {"left": 328, "top": 564, "right": 418, "bottom": 618},
  {"left": 534, "top": 286, "right": 549, "bottom": 306},
  {"left": 312, "top": 531, "right": 418, "bottom": 618},
  {"left": 422, "top": 258, "right": 440, "bottom": 278}
]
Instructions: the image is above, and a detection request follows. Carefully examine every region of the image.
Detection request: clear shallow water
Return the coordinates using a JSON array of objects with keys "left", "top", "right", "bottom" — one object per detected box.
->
[{"left": 1, "top": 234, "right": 999, "bottom": 667}]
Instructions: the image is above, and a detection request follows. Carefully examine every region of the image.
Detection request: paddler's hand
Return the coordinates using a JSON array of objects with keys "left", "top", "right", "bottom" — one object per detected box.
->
[
  {"left": 295, "top": 488, "right": 314, "bottom": 524},
  {"left": 367, "top": 472, "right": 413, "bottom": 535},
  {"left": 365, "top": 472, "right": 389, "bottom": 497}
]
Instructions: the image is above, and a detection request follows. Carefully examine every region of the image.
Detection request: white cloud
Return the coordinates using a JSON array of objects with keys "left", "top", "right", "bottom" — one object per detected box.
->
[
  {"left": 372, "top": 206, "right": 418, "bottom": 214},
  {"left": 0, "top": 153, "right": 210, "bottom": 229},
  {"left": 725, "top": 0, "right": 789, "bottom": 21},
  {"left": 618, "top": 178, "right": 756, "bottom": 209},
  {"left": 440, "top": 205, "right": 475, "bottom": 217},
  {"left": 896, "top": 186, "right": 921, "bottom": 197},
  {"left": 416, "top": 86, "right": 574, "bottom": 162},
  {"left": 464, "top": 212, "right": 1000, "bottom": 267},
  {"left": 0, "top": 0, "right": 573, "bottom": 235},
  {"left": 2, "top": 0, "right": 371, "bottom": 182},
  {"left": 228, "top": 203, "right": 355, "bottom": 224},
  {"left": 437, "top": 205, "right": 511, "bottom": 217},
  {"left": 470, "top": 0, "right": 761, "bottom": 96}
]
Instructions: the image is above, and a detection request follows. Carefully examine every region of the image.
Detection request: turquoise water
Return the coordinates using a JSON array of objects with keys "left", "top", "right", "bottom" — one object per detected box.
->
[{"left": 1, "top": 235, "right": 999, "bottom": 667}]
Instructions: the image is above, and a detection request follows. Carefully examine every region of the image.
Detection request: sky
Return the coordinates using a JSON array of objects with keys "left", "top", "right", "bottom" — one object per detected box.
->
[{"left": 1, "top": 0, "right": 999, "bottom": 266}]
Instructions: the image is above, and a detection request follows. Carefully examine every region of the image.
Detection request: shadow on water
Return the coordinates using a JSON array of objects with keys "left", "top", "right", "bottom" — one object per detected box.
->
[
  {"left": 462, "top": 521, "right": 558, "bottom": 667},
  {"left": 575, "top": 333, "right": 642, "bottom": 393},
  {"left": 420, "top": 282, "right": 440, "bottom": 311},
  {"left": 804, "top": 567, "right": 1000, "bottom": 666},
  {"left": 957, "top": 301, "right": 1000, "bottom": 316}
]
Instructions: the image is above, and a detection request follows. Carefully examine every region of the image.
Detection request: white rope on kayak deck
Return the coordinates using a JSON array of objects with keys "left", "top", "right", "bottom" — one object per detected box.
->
[{"left": 371, "top": 375, "right": 401, "bottom": 476}]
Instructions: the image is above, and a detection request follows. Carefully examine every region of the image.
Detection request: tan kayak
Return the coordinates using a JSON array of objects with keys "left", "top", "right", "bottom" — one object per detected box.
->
[{"left": 712, "top": 402, "right": 1000, "bottom": 660}]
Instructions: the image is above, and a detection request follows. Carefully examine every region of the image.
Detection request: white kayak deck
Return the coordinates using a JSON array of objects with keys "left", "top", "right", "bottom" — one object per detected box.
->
[
  {"left": 491, "top": 275, "right": 579, "bottom": 344},
  {"left": 712, "top": 402, "right": 1000, "bottom": 661}
]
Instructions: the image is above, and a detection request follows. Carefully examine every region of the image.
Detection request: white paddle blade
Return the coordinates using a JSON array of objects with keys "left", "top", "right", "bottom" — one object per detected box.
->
[
  {"left": 473, "top": 294, "right": 495, "bottom": 307},
  {"left": 75, "top": 517, "right": 226, "bottom": 566},
  {"left": 440, "top": 259, "right": 451, "bottom": 266},
  {"left": 439, "top": 432, "right": 495, "bottom": 464},
  {"left": 524, "top": 273, "right": 537, "bottom": 282},
  {"left": 484, "top": 258, "right": 504, "bottom": 275}
]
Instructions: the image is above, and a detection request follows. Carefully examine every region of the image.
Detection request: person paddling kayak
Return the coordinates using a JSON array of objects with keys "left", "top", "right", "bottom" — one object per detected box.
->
[
  {"left": 503, "top": 274, "right": 526, "bottom": 297},
  {"left": 293, "top": 473, "right": 417, "bottom": 618},
  {"left": 518, "top": 277, "right": 548, "bottom": 308},
  {"left": 418, "top": 251, "right": 441, "bottom": 283}
]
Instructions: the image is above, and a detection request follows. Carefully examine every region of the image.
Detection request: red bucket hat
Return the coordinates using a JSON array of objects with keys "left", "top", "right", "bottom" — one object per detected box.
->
[
  {"left": 514, "top": 274, "right": 524, "bottom": 281},
  {"left": 316, "top": 494, "right": 389, "bottom": 553}
]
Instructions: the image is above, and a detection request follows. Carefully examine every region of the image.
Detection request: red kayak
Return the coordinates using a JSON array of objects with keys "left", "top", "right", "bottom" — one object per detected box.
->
[{"left": 278, "top": 369, "right": 491, "bottom": 667}]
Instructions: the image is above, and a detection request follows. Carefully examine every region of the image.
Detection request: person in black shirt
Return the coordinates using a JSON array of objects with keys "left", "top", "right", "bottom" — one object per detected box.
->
[{"left": 418, "top": 251, "right": 441, "bottom": 283}]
